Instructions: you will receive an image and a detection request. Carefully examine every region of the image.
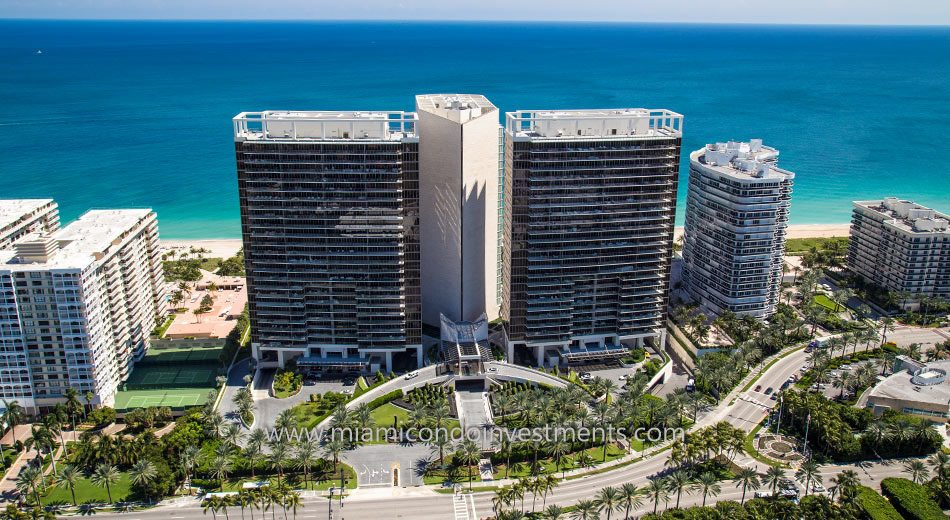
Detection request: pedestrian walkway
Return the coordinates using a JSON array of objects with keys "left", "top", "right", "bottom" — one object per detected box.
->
[
  {"left": 453, "top": 491, "right": 477, "bottom": 520},
  {"left": 478, "top": 459, "right": 494, "bottom": 481}
]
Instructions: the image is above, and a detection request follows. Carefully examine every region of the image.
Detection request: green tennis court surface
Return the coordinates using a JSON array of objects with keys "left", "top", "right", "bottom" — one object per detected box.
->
[
  {"left": 141, "top": 344, "right": 222, "bottom": 365},
  {"left": 114, "top": 388, "right": 211, "bottom": 411},
  {"left": 124, "top": 365, "right": 217, "bottom": 389}
]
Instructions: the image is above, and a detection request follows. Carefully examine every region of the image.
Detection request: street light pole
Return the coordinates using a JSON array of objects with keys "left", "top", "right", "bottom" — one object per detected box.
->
[{"left": 328, "top": 486, "right": 334, "bottom": 519}]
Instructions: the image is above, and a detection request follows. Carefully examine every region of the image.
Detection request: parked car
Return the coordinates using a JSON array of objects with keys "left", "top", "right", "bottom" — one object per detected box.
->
[
  {"left": 404, "top": 370, "right": 420, "bottom": 380},
  {"left": 754, "top": 491, "right": 771, "bottom": 499},
  {"left": 811, "top": 483, "right": 826, "bottom": 493},
  {"left": 754, "top": 384, "right": 762, "bottom": 392},
  {"left": 487, "top": 366, "right": 498, "bottom": 373},
  {"left": 764, "top": 387, "right": 774, "bottom": 395}
]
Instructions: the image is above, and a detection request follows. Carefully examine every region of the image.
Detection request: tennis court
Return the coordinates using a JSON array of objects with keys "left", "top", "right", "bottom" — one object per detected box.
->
[
  {"left": 141, "top": 344, "right": 223, "bottom": 365},
  {"left": 114, "top": 388, "right": 211, "bottom": 411},
  {"left": 124, "top": 364, "right": 218, "bottom": 389}
]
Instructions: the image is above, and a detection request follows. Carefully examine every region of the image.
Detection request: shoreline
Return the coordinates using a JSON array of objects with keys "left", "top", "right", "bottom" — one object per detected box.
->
[{"left": 161, "top": 224, "right": 852, "bottom": 259}]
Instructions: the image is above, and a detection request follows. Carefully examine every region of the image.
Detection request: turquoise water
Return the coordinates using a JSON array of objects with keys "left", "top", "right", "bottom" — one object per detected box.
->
[{"left": 1, "top": 21, "right": 948, "bottom": 238}]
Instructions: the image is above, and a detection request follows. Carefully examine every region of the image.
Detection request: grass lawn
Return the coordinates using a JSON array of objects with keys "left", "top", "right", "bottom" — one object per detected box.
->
[
  {"left": 785, "top": 237, "right": 849, "bottom": 254},
  {"left": 41, "top": 473, "right": 133, "bottom": 505},
  {"left": 493, "top": 443, "right": 627, "bottom": 479},
  {"left": 813, "top": 294, "right": 845, "bottom": 312},
  {"left": 289, "top": 401, "right": 335, "bottom": 430},
  {"left": 151, "top": 315, "right": 176, "bottom": 338}
]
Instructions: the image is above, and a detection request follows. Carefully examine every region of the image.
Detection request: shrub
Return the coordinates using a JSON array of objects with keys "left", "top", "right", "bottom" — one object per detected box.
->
[
  {"left": 880, "top": 478, "right": 946, "bottom": 520},
  {"left": 88, "top": 406, "right": 117, "bottom": 427},
  {"left": 367, "top": 389, "right": 403, "bottom": 409},
  {"left": 855, "top": 485, "right": 902, "bottom": 520}
]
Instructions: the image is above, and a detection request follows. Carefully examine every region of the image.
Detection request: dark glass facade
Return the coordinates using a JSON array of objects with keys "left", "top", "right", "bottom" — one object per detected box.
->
[
  {"left": 235, "top": 140, "right": 421, "bottom": 363},
  {"left": 505, "top": 137, "right": 681, "bottom": 348}
]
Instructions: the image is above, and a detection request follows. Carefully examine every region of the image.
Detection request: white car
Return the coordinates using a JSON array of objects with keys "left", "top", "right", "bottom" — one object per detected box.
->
[
  {"left": 404, "top": 370, "right": 419, "bottom": 380},
  {"left": 811, "top": 483, "right": 826, "bottom": 493},
  {"left": 487, "top": 367, "right": 498, "bottom": 373}
]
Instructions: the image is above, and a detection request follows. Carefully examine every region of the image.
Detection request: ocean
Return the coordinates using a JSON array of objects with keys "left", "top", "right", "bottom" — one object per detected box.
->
[{"left": 1, "top": 20, "right": 948, "bottom": 238}]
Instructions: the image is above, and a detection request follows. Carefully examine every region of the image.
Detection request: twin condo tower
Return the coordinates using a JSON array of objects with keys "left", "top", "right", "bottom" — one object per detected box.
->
[{"left": 234, "top": 95, "right": 684, "bottom": 373}]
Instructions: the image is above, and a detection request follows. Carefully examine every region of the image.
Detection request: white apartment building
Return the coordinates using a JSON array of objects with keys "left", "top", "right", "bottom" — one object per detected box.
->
[
  {"left": 682, "top": 140, "right": 795, "bottom": 318},
  {"left": 0, "top": 199, "right": 60, "bottom": 249},
  {"left": 416, "top": 94, "right": 502, "bottom": 325},
  {"left": 849, "top": 198, "right": 950, "bottom": 303},
  {"left": 0, "top": 209, "right": 166, "bottom": 412}
]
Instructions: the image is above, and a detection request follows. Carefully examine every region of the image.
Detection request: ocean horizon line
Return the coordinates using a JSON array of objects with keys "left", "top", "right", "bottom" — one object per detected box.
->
[{"left": 3, "top": 18, "right": 949, "bottom": 29}]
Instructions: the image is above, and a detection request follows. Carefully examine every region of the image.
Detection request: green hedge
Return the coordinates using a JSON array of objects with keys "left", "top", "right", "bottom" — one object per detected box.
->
[
  {"left": 880, "top": 478, "right": 945, "bottom": 520},
  {"left": 367, "top": 389, "right": 403, "bottom": 409},
  {"left": 855, "top": 485, "right": 902, "bottom": 520}
]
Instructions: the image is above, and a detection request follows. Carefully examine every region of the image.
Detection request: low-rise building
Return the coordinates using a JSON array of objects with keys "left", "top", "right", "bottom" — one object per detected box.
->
[
  {"left": 849, "top": 198, "right": 950, "bottom": 304},
  {"left": 865, "top": 356, "right": 950, "bottom": 422}
]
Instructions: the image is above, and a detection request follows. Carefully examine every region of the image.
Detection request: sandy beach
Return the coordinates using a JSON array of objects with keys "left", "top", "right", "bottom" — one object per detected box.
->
[
  {"left": 162, "top": 224, "right": 851, "bottom": 260},
  {"left": 160, "top": 239, "right": 243, "bottom": 259},
  {"left": 674, "top": 223, "right": 850, "bottom": 242}
]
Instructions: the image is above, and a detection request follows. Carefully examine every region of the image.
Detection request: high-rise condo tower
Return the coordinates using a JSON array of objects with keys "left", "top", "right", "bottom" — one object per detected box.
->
[
  {"left": 0, "top": 209, "right": 165, "bottom": 412},
  {"left": 681, "top": 140, "right": 795, "bottom": 318},
  {"left": 503, "top": 109, "right": 683, "bottom": 366},
  {"left": 849, "top": 198, "right": 950, "bottom": 305},
  {"left": 416, "top": 94, "right": 502, "bottom": 325},
  {"left": 233, "top": 111, "right": 422, "bottom": 372}
]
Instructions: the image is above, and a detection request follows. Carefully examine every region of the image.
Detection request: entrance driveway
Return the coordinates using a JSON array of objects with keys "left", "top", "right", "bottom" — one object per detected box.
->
[{"left": 342, "top": 443, "right": 432, "bottom": 487}]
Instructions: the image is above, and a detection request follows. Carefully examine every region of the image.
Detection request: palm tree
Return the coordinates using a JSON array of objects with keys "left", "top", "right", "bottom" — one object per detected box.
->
[
  {"left": 903, "top": 460, "right": 931, "bottom": 484},
  {"left": 541, "top": 504, "right": 566, "bottom": 520},
  {"left": 694, "top": 471, "right": 720, "bottom": 507},
  {"left": 595, "top": 486, "right": 622, "bottom": 520},
  {"left": 203, "top": 496, "right": 220, "bottom": 520},
  {"left": 732, "top": 467, "right": 760, "bottom": 504},
  {"left": 91, "top": 463, "right": 121, "bottom": 503},
  {"left": 16, "top": 465, "right": 43, "bottom": 505},
  {"left": 796, "top": 458, "right": 823, "bottom": 496},
  {"left": 645, "top": 477, "right": 670, "bottom": 515},
  {"left": 455, "top": 439, "right": 481, "bottom": 490},
  {"left": 764, "top": 466, "right": 786, "bottom": 496},
  {"left": 617, "top": 482, "right": 642, "bottom": 519},
  {"left": 2, "top": 400, "right": 25, "bottom": 443},
  {"left": 665, "top": 470, "right": 692, "bottom": 508},
  {"left": 283, "top": 491, "right": 303, "bottom": 520},
  {"left": 129, "top": 459, "right": 158, "bottom": 501},
  {"left": 323, "top": 438, "right": 346, "bottom": 471},
  {"left": 180, "top": 445, "right": 200, "bottom": 493},
  {"left": 212, "top": 454, "right": 233, "bottom": 486},
  {"left": 571, "top": 499, "right": 599, "bottom": 520},
  {"left": 55, "top": 464, "right": 81, "bottom": 506},
  {"left": 831, "top": 469, "right": 860, "bottom": 504}
]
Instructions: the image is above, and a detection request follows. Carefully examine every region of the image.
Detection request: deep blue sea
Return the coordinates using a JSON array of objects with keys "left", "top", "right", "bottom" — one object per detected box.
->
[{"left": 1, "top": 20, "right": 948, "bottom": 238}]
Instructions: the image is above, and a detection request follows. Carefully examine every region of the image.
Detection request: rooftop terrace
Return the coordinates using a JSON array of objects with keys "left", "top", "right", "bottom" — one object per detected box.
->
[
  {"left": 855, "top": 198, "right": 950, "bottom": 234},
  {"left": 693, "top": 140, "right": 795, "bottom": 181},
  {"left": 0, "top": 199, "right": 56, "bottom": 230},
  {"left": 233, "top": 110, "right": 418, "bottom": 142},
  {"left": 505, "top": 108, "right": 683, "bottom": 140},
  {"left": 415, "top": 94, "right": 498, "bottom": 124},
  {"left": 1, "top": 209, "right": 153, "bottom": 270}
]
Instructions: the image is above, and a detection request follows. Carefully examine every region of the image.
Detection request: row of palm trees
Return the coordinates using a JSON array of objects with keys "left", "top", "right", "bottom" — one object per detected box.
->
[{"left": 202, "top": 486, "right": 303, "bottom": 520}]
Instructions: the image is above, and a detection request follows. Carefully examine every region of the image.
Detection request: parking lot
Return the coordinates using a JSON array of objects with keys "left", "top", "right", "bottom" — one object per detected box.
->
[{"left": 342, "top": 443, "right": 431, "bottom": 487}]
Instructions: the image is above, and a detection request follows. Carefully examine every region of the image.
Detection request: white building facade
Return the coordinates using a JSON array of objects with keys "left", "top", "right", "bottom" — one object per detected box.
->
[
  {"left": 0, "top": 209, "right": 166, "bottom": 412},
  {"left": 0, "top": 199, "right": 60, "bottom": 250},
  {"left": 849, "top": 198, "right": 950, "bottom": 304},
  {"left": 416, "top": 94, "right": 502, "bottom": 325},
  {"left": 682, "top": 140, "right": 795, "bottom": 318}
]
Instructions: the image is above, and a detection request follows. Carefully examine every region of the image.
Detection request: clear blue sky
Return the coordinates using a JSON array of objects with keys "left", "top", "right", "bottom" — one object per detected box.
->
[{"left": 1, "top": 0, "right": 948, "bottom": 25}]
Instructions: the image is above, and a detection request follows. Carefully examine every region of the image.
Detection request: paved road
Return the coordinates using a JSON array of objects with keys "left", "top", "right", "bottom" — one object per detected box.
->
[{"left": 91, "top": 341, "right": 935, "bottom": 520}]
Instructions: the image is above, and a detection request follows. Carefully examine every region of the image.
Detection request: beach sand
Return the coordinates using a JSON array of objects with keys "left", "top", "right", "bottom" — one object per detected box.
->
[
  {"left": 160, "top": 239, "right": 243, "bottom": 259},
  {"left": 673, "top": 223, "right": 850, "bottom": 241},
  {"left": 163, "top": 224, "right": 851, "bottom": 259}
]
